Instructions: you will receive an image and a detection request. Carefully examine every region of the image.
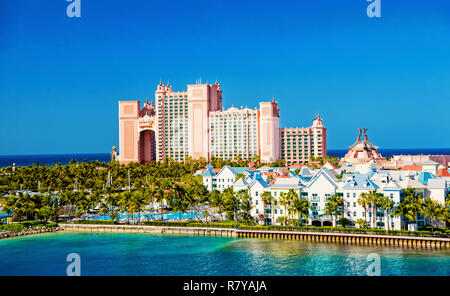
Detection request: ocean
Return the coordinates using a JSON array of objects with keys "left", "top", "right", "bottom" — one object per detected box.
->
[
  {"left": 0, "top": 232, "right": 449, "bottom": 276},
  {"left": 1, "top": 149, "right": 450, "bottom": 168}
]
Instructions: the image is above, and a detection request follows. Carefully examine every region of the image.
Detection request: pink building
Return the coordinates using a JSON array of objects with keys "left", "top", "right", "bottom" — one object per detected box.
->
[
  {"left": 280, "top": 115, "right": 327, "bottom": 165},
  {"left": 118, "top": 81, "right": 326, "bottom": 164}
]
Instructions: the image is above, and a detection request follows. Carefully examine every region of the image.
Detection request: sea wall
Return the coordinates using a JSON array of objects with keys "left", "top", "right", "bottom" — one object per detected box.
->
[
  {"left": 0, "top": 226, "right": 61, "bottom": 240},
  {"left": 59, "top": 224, "right": 450, "bottom": 249},
  {"left": 60, "top": 223, "right": 236, "bottom": 237}
]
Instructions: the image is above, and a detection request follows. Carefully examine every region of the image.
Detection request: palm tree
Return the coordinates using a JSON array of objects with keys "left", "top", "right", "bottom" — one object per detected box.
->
[
  {"left": 261, "top": 191, "right": 274, "bottom": 225},
  {"left": 209, "top": 189, "right": 224, "bottom": 220},
  {"left": 377, "top": 195, "right": 394, "bottom": 230},
  {"left": 235, "top": 173, "right": 245, "bottom": 181},
  {"left": 421, "top": 197, "right": 446, "bottom": 233},
  {"left": 323, "top": 193, "right": 344, "bottom": 227},
  {"left": 355, "top": 218, "right": 367, "bottom": 229},
  {"left": 358, "top": 193, "right": 370, "bottom": 226},
  {"left": 119, "top": 191, "right": 132, "bottom": 223},
  {"left": 292, "top": 196, "right": 309, "bottom": 226},
  {"left": 286, "top": 189, "right": 298, "bottom": 221},
  {"left": 279, "top": 192, "right": 289, "bottom": 225},
  {"left": 392, "top": 188, "right": 424, "bottom": 230},
  {"left": 237, "top": 189, "right": 253, "bottom": 225},
  {"left": 222, "top": 188, "right": 240, "bottom": 223},
  {"left": 367, "top": 190, "right": 384, "bottom": 228}
]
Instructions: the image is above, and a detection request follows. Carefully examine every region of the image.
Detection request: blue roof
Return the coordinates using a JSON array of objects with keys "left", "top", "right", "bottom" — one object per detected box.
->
[
  {"left": 201, "top": 169, "right": 216, "bottom": 177},
  {"left": 246, "top": 170, "right": 260, "bottom": 179},
  {"left": 248, "top": 173, "right": 269, "bottom": 188},
  {"left": 342, "top": 174, "right": 379, "bottom": 190},
  {"left": 417, "top": 172, "right": 436, "bottom": 185},
  {"left": 299, "top": 175, "right": 312, "bottom": 182},
  {"left": 230, "top": 167, "right": 249, "bottom": 175}
]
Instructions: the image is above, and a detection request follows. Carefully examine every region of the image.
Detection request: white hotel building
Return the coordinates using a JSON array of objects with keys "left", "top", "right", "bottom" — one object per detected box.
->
[{"left": 198, "top": 161, "right": 450, "bottom": 230}]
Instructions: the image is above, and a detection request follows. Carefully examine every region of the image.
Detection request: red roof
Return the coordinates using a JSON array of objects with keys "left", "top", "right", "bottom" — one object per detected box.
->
[
  {"left": 326, "top": 162, "right": 337, "bottom": 169},
  {"left": 289, "top": 163, "right": 304, "bottom": 168},
  {"left": 400, "top": 165, "right": 422, "bottom": 171},
  {"left": 201, "top": 168, "right": 221, "bottom": 173},
  {"left": 436, "top": 168, "right": 450, "bottom": 177},
  {"left": 274, "top": 175, "right": 290, "bottom": 179},
  {"left": 263, "top": 172, "right": 276, "bottom": 176}
]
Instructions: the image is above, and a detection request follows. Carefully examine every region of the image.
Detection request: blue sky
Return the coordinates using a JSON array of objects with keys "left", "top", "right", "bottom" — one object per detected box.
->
[{"left": 0, "top": 0, "right": 449, "bottom": 155}]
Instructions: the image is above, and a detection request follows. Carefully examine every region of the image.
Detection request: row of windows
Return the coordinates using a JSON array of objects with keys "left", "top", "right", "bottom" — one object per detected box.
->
[{"left": 157, "top": 95, "right": 188, "bottom": 99}]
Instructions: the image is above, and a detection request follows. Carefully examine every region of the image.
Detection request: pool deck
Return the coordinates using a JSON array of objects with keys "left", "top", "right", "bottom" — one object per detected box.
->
[{"left": 59, "top": 223, "right": 450, "bottom": 249}]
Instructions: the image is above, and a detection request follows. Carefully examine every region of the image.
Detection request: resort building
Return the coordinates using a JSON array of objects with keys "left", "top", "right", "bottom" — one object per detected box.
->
[
  {"left": 280, "top": 115, "right": 327, "bottom": 165},
  {"left": 199, "top": 158, "right": 450, "bottom": 230},
  {"left": 341, "top": 128, "right": 386, "bottom": 166},
  {"left": 118, "top": 81, "right": 326, "bottom": 164}
]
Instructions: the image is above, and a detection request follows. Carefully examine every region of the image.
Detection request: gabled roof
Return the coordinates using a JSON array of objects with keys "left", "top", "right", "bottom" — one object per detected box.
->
[
  {"left": 342, "top": 174, "right": 379, "bottom": 190},
  {"left": 248, "top": 174, "right": 269, "bottom": 188},
  {"left": 230, "top": 167, "right": 250, "bottom": 175},
  {"left": 298, "top": 167, "right": 313, "bottom": 177},
  {"left": 417, "top": 171, "right": 436, "bottom": 185},
  {"left": 307, "top": 170, "right": 339, "bottom": 190},
  {"left": 270, "top": 177, "right": 304, "bottom": 189},
  {"left": 436, "top": 168, "right": 450, "bottom": 177},
  {"left": 400, "top": 165, "right": 422, "bottom": 171},
  {"left": 325, "top": 162, "right": 337, "bottom": 169},
  {"left": 201, "top": 169, "right": 216, "bottom": 177},
  {"left": 381, "top": 179, "right": 402, "bottom": 191},
  {"left": 399, "top": 177, "right": 426, "bottom": 189},
  {"left": 233, "top": 177, "right": 248, "bottom": 188},
  {"left": 421, "top": 159, "right": 439, "bottom": 166},
  {"left": 216, "top": 165, "right": 248, "bottom": 177}
]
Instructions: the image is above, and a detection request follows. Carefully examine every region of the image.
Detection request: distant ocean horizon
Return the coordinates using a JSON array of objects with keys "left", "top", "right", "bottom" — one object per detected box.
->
[{"left": 1, "top": 148, "right": 450, "bottom": 168}]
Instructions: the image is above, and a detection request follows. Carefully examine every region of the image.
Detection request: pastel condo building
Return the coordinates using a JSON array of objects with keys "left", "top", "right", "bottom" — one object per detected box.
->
[{"left": 118, "top": 81, "right": 326, "bottom": 164}]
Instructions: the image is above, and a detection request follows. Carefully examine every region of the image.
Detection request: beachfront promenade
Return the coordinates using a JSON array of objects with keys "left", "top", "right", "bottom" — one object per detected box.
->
[{"left": 59, "top": 223, "right": 450, "bottom": 249}]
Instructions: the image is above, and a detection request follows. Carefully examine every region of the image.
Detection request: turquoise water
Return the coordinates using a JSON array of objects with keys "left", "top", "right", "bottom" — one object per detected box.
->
[
  {"left": 88, "top": 210, "right": 203, "bottom": 221},
  {"left": 0, "top": 232, "right": 449, "bottom": 276}
]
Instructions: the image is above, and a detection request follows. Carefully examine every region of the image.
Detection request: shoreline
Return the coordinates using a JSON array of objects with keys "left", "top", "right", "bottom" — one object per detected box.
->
[
  {"left": 59, "top": 223, "right": 450, "bottom": 249},
  {"left": 0, "top": 226, "right": 61, "bottom": 240}
]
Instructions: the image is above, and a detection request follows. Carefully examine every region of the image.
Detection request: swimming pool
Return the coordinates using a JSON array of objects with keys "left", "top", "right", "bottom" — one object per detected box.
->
[{"left": 87, "top": 210, "right": 203, "bottom": 222}]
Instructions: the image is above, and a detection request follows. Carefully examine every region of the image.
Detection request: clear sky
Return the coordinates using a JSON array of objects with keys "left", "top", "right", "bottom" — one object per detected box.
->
[{"left": 0, "top": 0, "right": 449, "bottom": 155}]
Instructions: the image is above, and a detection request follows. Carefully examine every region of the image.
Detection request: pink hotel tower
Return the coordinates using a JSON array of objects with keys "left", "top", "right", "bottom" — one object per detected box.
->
[{"left": 118, "top": 81, "right": 326, "bottom": 165}]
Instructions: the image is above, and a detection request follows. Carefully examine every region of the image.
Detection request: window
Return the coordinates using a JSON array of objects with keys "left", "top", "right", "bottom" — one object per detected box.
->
[
  {"left": 354, "top": 212, "right": 357, "bottom": 216},
  {"left": 255, "top": 200, "right": 259, "bottom": 205},
  {"left": 346, "top": 193, "right": 350, "bottom": 198},
  {"left": 353, "top": 193, "right": 356, "bottom": 198}
]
